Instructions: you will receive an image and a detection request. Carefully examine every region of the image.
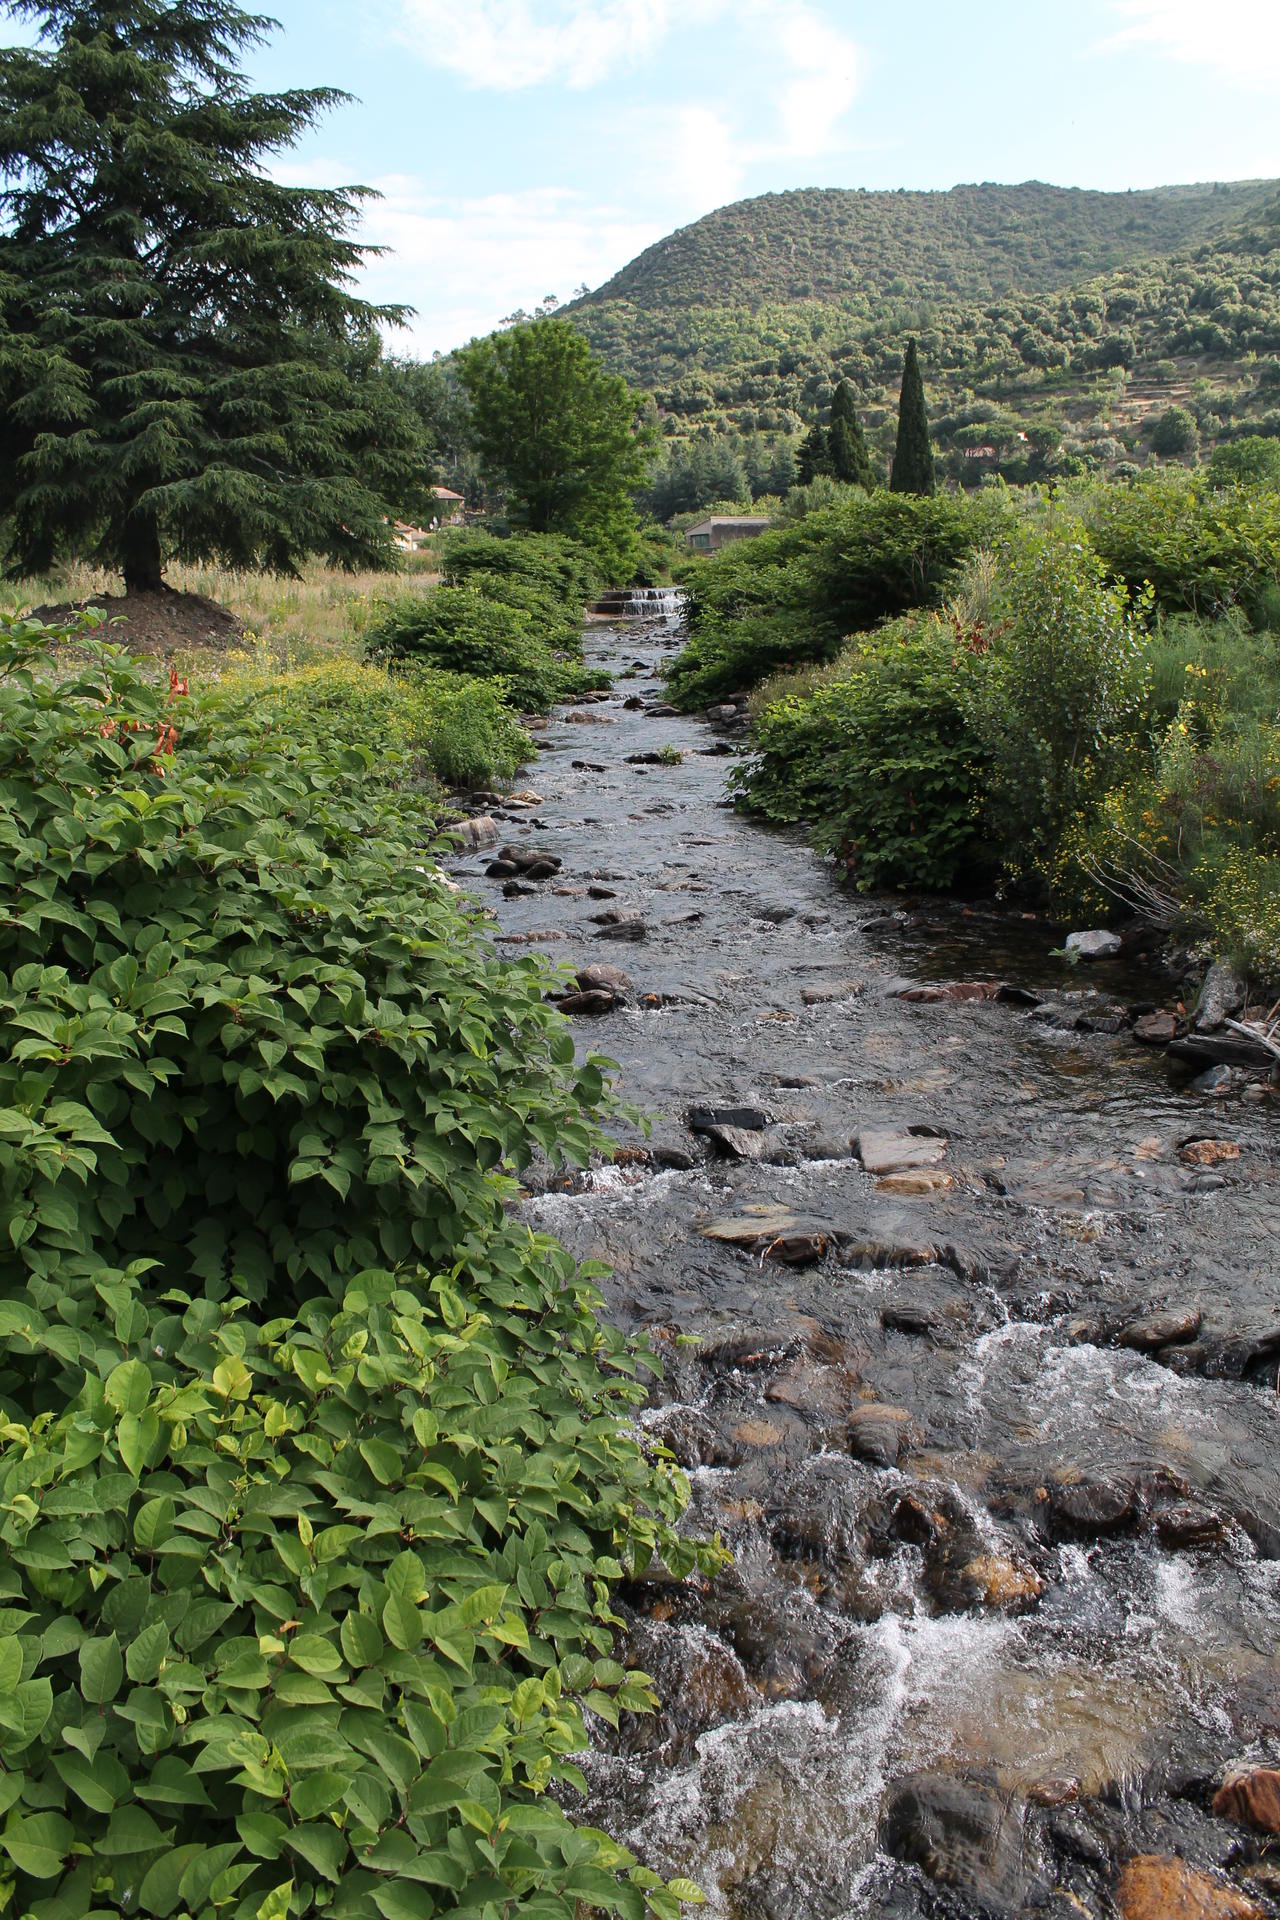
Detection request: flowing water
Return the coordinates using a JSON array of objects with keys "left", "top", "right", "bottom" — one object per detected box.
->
[{"left": 455, "top": 613, "right": 1280, "bottom": 1919}]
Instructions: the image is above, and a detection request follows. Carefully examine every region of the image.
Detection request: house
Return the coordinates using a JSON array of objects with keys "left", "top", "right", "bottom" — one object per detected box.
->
[{"left": 684, "top": 514, "right": 771, "bottom": 553}]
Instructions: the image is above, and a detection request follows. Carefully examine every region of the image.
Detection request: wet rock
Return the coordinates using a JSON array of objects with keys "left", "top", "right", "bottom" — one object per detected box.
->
[
  {"left": 570, "top": 759, "right": 609, "bottom": 772},
  {"left": 1213, "top": 1768, "right": 1280, "bottom": 1836},
  {"left": 856, "top": 1127, "right": 948, "bottom": 1175},
  {"left": 688, "top": 1103, "right": 771, "bottom": 1132},
  {"left": 522, "top": 858, "right": 559, "bottom": 880},
  {"left": 702, "top": 1123, "right": 766, "bottom": 1161},
  {"left": 1047, "top": 1475, "right": 1137, "bottom": 1538},
  {"left": 1193, "top": 1063, "right": 1236, "bottom": 1095},
  {"left": 731, "top": 1416, "right": 786, "bottom": 1449},
  {"left": 700, "top": 1329, "right": 797, "bottom": 1373},
  {"left": 591, "top": 910, "right": 646, "bottom": 941},
  {"left": 1156, "top": 1503, "right": 1229, "bottom": 1551},
  {"left": 960, "top": 1553, "right": 1045, "bottom": 1612},
  {"left": 577, "top": 962, "right": 635, "bottom": 998},
  {"left": 644, "top": 1406, "right": 735, "bottom": 1469},
  {"left": 1116, "top": 1854, "right": 1264, "bottom": 1920},
  {"left": 762, "top": 1231, "right": 831, "bottom": 1266},
  {"left": 1065, "top": 929, "right": 1122, "bottom": 959},
  {"left": 1177, "top": 1138, "right": 1241, "bottom": 1167},
  {"left": 801, "top": 979, "right": 863, "bottom": 1005},
  {"left": 765, "top": 1358, "right": 850, "bottom": 1416},
  {"left": 1170, "top": 1030, "right": 1278, "bottom": 1072},
  {"left": 555, "top": 989, "right": 616, "bottom": 1015},
  {"left": 650, "top": 1141, "right": 698, "bottom": 1171},
  {"left": 452, "top": 814, "right": 498, "bottom": 850},
  {"left": 1119, "top": 1307, "right": 1203, "bottom": 1352},
  {"left": 1133, "top": 1011, "right": 1178, "bottom": 1045},
  {"left": 700, "top": 1204, "right": 803, "bottom": 1251},
  {"left": 614, "top": 1619, "right": 754, "bottom": 1760},
  {"left": 879, "top": 1772, "right": 1046, "bottom": 1917},
  {"left": 587, "top": 884, "right": 617, "bottom": 900},
  {"left": 881, "top": 1299, "right": 940, "bottom": 1337},
  {"left": 876, "top": 1170, "right": 955, "bottom": 1196},
  {"left": 897, "top": 980, "right": 1001, "bottom": 1003},
  {"left": 622, "top": 694, "right": 644, "bottom": 710},
  {"left": 564, "top": 710, "right": 614, "bottom": 724},
  {"left": 1195, "top": 960, "right": 1246, "bottom": 1034},
  {"left": 486, "top": 858, "right": 520, "bottom": 877},
  {"left": 502, "top": 879, "right": 536, "bottom": 898},
  {"left": 645, "top": 702, "right": 679, "bottom": 717},
  {"left": 846, "top": 1403, "right": 911, "bottom": 1468}
]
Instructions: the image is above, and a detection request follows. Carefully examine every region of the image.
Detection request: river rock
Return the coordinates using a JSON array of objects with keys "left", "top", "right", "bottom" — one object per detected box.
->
[
  {"left": 1065, "top": 929, "right": 1122, "bottom": 959},
  {"left": 879, "top": 1772, "right": 1046, "bottom": 1916},
  {"left": 801, "top": 979, "right": 863, "bottom": 1005},
  {"left": 591, "top": 910, "right": 646, "bottom": 941},
  {"left": 847, "top": 1403, "right": 911, "bottom": 1468},
  {"left": 1195, "top": 959, "right": 1246, "bottom": 1034},
  {"left": 1133, "top": 1011, "right": 1178, "bottom": 1045},
  {"left": 762, "top": 1230, "right": 831, "bottom": 1266},
  {"left": 856, "top": 1127, "right": 948, "bottom": 1175},
  {"left": 960, "top": 1553, "right": 1044, "bottom": 1611},
  {"left": 1213, "top": 1767, "right": 1280, "bottom": 1835},
  {"left": 1193, "top": 1064, "right": 1235, "bottom": 1095},
  {"left": 1047, "top": 1474, "right": 1137, "bottom": 1538},
  {"left": 1156, "top": 1503, "right": 1228, "bottom": 1551},
  {"left": 555, "top": 989, "right": 616, "bottom": 1015},
  {"left": 1116, "top": 1854, "right": 1264, "bottom": 1920},
  {"left": 486, "top": 858, "right": 520, "bottom": 877},
  {"left": 897, "top": 981, "right": 1001, "bottom": 1003},
  {"left": 1119, "top": 1307, "right": 1203, "bottom": 1351},
  {"left": 700, "top": 1204, "right": 801, "bottom": 1250},
  {"left": 876, "top": 1170, "right": 955, "bottom": 1196},
  {"left": 587, "top": 884, "right": 617, "bottom": 900},
  {"left": 702, "top": 1123, "right": 765, "bottom": 1161},
  {"left": 1178, "top": 1138, "right": 1241, "bottom": 1167},
  {"left": 688, "top": 1103, "right": 770, "bottom": 1133},
  {"left": 452, "top": 814, "right": 498, "bottom": 850},
  {"left": 577, "top": 962, "right": 635, "bottom": 998}
]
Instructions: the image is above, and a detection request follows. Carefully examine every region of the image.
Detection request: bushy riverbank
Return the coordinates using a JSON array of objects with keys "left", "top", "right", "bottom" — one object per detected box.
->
[
  {"left": 681, "top": 476, "right": 1280, "bottom": 987},
  {"left": 0, "top": 611, "right": 709, "bottom": 1918}
]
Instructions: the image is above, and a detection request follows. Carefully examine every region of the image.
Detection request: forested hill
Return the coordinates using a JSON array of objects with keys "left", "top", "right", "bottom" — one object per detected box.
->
[
  {"left": 579, "top": 180, "right": 1279, "bottom": 315},
  {"left": 563, "top": 179, "right": 1280, "bottom": 488}
]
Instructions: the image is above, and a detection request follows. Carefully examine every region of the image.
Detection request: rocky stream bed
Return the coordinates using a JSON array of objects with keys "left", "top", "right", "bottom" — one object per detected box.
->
[{"left": 450, "top": 610, "right": 1280, "bottom": 1920}]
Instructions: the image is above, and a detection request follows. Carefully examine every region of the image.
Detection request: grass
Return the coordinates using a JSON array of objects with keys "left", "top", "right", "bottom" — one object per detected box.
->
[{"left": 0, "top": 554, "right": 442, "bottom": 671}]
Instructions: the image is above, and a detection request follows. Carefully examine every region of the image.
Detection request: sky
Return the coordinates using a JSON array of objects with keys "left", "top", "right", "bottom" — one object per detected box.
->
[{"left": 20, "top": 0, "right": 1280, "bottom": 356}]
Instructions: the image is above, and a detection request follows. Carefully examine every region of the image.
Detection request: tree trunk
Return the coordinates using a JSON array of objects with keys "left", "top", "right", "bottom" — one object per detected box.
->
[{"left": 122, "top": 516, "right": 164, "bottom": 594}]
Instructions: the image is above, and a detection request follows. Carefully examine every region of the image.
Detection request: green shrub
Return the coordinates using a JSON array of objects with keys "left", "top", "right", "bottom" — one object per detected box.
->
[
  {"left": 735, "top": 617, "right": 987, "bottom": 890},
  {"left": 438, "top": 531, "right": 604, "bottom": 616},
  {"left": 212, "top": 658, "right": 533, "bottom": 792},
  {"left": 366, "top": 589, "right": 603, "bottom": 712},
  {"left": 961, "top": 527, "right": 1152, "bottom": 884},
  {"left": 1088, "top": 472, "right": 1280, "bottom": 621},
  {"left": 667, "top": 491, "right": 1002, "bottom": 709},
  {"left": 0, "top": 613, "right": 713, "bottom": 1919}
]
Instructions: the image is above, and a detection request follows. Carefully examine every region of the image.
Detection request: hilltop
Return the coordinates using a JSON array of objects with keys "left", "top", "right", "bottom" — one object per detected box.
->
[{"left": 564, "top": 180, "right": 1280, "bottom": 487}]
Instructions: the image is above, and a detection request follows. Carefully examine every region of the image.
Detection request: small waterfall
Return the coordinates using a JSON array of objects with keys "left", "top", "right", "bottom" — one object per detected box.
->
[{"left": 592, "top": 585, "right": 686, "bottom": 621}]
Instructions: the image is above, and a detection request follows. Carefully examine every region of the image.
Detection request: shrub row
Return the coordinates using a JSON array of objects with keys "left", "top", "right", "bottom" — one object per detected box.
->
[
  {"left": 0, "top": 614, "right": 712, "bottom": 1919},
  {"left": 366, "top": 534, "right": 609, "bottom": 716}
]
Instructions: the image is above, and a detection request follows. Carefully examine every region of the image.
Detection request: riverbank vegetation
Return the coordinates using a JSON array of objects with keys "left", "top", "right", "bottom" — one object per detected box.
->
[
  {"left": 698, "top": 473, "right": 1280, "bottom": 982},
  {"left": 0, "top": 608, "right": 713, "bottom": 1917}
]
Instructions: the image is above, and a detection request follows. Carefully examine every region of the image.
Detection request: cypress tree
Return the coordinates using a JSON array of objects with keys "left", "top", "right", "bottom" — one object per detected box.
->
[
  {"left": 0, "top": 1, "right": 423, "bottom": 591},
  {"left": 796, "top": 423, "right": 833, "bottom": 486},
  {"left": 827, "top": 382, "right": 876, "bottom": 487},
  {"left": 889, "top": 340, "right": 936, "bottom": 496}
]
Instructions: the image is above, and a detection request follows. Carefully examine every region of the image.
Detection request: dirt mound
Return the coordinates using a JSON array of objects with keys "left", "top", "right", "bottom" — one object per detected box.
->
[{"left": 32, "top": 587, "right": 244, "bottom": 655}]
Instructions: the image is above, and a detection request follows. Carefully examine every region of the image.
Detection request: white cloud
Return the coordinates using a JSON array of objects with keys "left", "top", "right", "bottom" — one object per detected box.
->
[
  {"left": 772, "top": 8, "right": 862, "bottom": 161},
  {"left": 350, "top": 177, "right": 667, "bottom": 354},
  {"left": 1101, "top": 0, "right": 1280, "bottom": 89},
  {"left": 396, "top": 0, "right": 685, "bottom": 91}
]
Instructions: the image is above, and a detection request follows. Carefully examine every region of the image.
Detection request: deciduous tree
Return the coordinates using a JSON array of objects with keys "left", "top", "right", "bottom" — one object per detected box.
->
[{"left": 457, "top": 317, "right": 655, "bottom": 576}]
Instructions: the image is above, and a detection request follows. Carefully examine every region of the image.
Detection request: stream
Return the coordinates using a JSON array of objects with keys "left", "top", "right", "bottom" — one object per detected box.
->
[{"left": 454, "top": 608, "right": 1280, "bottom": 1920}]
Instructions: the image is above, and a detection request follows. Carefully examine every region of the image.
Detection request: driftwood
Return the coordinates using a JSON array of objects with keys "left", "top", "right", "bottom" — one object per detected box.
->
[{"left": 1168, "top": 1030, "right": 1278, "bottom": 1071}]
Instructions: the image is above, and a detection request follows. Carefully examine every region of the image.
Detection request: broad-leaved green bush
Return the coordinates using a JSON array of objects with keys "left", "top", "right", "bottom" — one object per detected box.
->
[
  {"left": 1087, "top": 473, "right": 1280, "bottom": 622},
  {"left": 365, "top": 589, "right": 604, "bottom": 713},
  {"left": 961, "top": 528, "right": 1152, "bottom": 884},
  {"left": 734, "top": 617, "right": 987, "bottom": 890},
  {"left": 0, "top": 613, "right": 713, "bottom": 1920},
  {"left": 668, "top": 491, "right": 1003, "bottom": 709},
  {"left": 211, "top": 658, "right": 533, "bottom": 792}
]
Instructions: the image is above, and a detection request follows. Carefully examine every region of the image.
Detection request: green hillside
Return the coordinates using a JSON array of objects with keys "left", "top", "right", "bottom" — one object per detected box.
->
[
  {"left": 583, "top": 180, "right": 1276, "bottom": 312},
  {"left": 565, "top": 180, "right": 1280, "bottom": 490}
]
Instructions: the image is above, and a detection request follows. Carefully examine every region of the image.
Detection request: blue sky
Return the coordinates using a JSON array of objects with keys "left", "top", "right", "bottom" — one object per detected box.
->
[{"left": 40, "top": 1, "right": 1280, "bottom": 355}]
